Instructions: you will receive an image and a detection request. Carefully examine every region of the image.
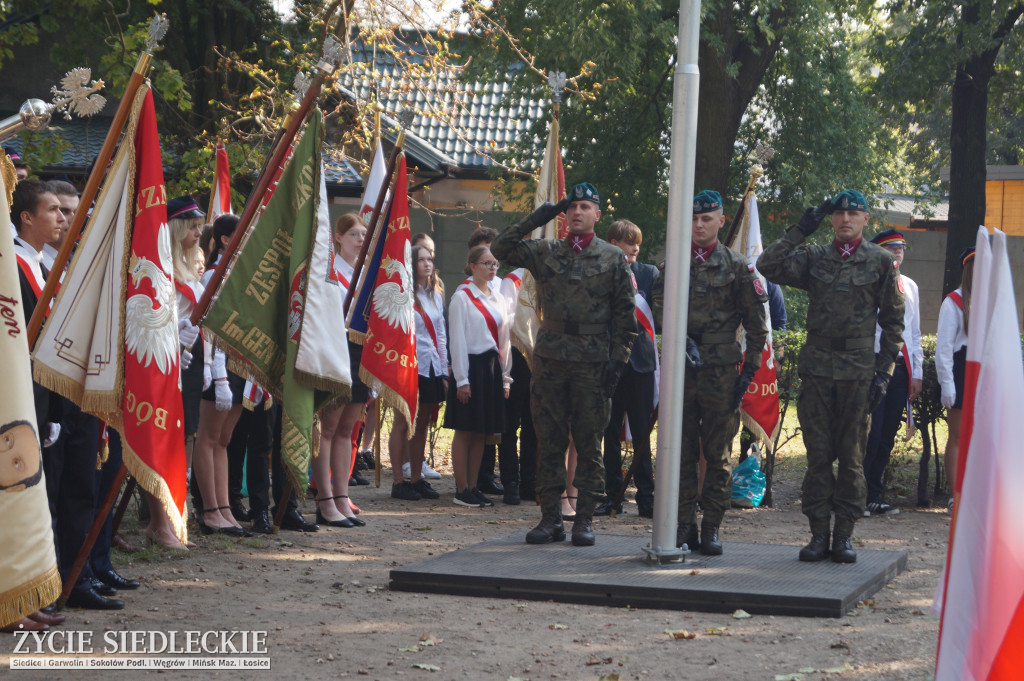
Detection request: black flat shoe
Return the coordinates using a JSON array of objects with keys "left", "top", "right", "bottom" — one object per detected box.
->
[
  {"left": 90, "top": 578, "right": 117, "bottom": 597},
  {"left": 279, "top": 509, "right": 319, "bottom": 532},
  {"left": 97, "top": 569, "right": 140, "bottom": 590},
  {"left": 66, "top": 587, "right": 124, "bottom": 611},
  {"left": 349, "top": 472, "right": 370, "bottom": 486},
  {"left": 316, "top": 510, "right": 355, "bottom": 528},
  {"left": 250, "top": 509, "right": 273, "bottom": 534},
  {"left": 216, "top": 525, "right": 253, "bottom": 537},
  {"left": 345, "top": 515, "right": 366, "bottom": 527}
]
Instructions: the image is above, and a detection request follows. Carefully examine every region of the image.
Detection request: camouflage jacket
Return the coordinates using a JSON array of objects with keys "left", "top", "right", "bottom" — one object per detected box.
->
[
  {"left": 757, "top": 225, "right": 905, "bottom": 380},
  {"left": 491, "top": 216, "right": 637, "bottom": 363},
  {"left": 651, "top": 243, "right": 769, "bottom": 367}
]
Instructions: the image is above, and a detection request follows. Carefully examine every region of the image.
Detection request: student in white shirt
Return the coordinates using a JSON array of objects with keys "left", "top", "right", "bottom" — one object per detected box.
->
[
  {"left": 389, "top": 245, "right": 449, "bottom": 501},
  {"left": 443, "top": 245, "right": 512, "bottom": 508}
]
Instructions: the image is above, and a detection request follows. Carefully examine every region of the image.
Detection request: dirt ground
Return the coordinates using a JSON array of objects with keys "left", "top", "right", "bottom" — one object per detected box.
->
[{"left": 1, "top": 447, "right": 948, "bottom": 681}]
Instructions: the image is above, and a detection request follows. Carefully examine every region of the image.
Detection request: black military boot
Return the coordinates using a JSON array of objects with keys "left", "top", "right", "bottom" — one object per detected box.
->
[
  {"left": 799, "top": 532, "right": 831, "bottom": 562},
  {"left": 526, "top": 510, "right": 566, "bottom": 544},
  {"left": 831, "top": 533, "right": 857, "bottom": 563},
  {"left": 676, "top": 523, "right": 699, "bottom": 552},
  {"left": 700, "top": 522, "right": 723, "bottom": 555},
  {"left": 571, "top": 515, "right": 595, "bottom": 546}
]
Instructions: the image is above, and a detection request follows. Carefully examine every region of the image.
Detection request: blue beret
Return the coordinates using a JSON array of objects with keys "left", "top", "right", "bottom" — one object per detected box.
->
[
  {"left": 693, "top": 190, "right": 722, "bottom": 214},
  {"left": 568, "top": 182, "right": 600, "bottom": 205}
]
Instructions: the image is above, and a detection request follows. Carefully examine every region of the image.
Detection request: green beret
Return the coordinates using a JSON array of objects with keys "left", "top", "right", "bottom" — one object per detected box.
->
[
  {"left": 830, "top": 189, "right": 868, "bottom": 212},
  {"left": 569, "top": 182, "right": 600, "bottom": 205},
  {"left": 692, "top": 190, "right": 723, "bottom": 214}
]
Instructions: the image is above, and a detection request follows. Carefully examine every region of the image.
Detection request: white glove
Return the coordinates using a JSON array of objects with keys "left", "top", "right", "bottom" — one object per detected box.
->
[
  {"left": 178, "top": 319, "right": 200, "bottom": 349},
  {"left": 44, "top": 422, "right": 61, "bottom": 447},
  {"left": 941, "top": 384, "right": 956, "bottom": 409},
  {"left": 203, "top": 365, "right": 212, "bottom": 391},
  {"left": 180, "top": 349, "right": 193, "bottom": 369},
  {"left": 214, "top": 380, "right": 232, "bottom": 411}
]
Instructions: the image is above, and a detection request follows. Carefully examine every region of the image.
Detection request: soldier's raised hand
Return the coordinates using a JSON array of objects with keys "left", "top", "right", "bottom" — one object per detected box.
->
[
  {"left": 795, "top": 199, "right": 833, "bottom": 237},
  {"left": 528, "top": 198, "right": 570, "bottom": 228}
]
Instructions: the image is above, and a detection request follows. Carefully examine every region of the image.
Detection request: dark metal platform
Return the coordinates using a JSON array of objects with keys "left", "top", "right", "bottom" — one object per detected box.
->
[{"left": 389, "top": 532, "right": 907, "bottom": 618}]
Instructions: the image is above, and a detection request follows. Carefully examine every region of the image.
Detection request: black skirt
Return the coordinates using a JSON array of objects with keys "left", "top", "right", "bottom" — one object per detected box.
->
[
  {"left": 952, "top": 345, "right": 967, "bottom": 409},
  {"left": 418, "top": 370, "right": 447, "bottom": 405},
  {"left": 202, "top": 369, "right": 245, "bottom": 406},
  {"left": 347, "top": 340, "right": 371, "bottom": 404},
  {"left": 442, "top": 350, "right": 505, "bottom": 434},
  {"left": 180, "top": 337, "right": 204, "bottom": 435}
]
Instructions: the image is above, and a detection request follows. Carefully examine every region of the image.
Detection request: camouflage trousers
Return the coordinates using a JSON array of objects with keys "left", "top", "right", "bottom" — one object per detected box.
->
[
  {"left": 530, "top": 356, "right": 610, "bottom": 516},
  {"left": 680, "top": 363, "right": 739, "bottom": 527},
  {"left": 797, "top": 374, "right": 871, "bottom": 536}
]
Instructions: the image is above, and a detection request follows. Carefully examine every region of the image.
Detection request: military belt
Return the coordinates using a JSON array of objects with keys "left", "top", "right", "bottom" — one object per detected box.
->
[
  {"left": 805, "top": 334, "right": 874, "bottom": 351},
  {"left": 689, "top": 332, "right": 736, "bottom": 344},
  {"left": 540, "top": 320, "right": 608, "bottom": 335}
]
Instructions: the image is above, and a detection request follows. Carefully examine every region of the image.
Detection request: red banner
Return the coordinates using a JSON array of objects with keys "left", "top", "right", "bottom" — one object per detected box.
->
[
  {"left": 359, "top": 156, "right": 418, "bottom": 427},
  {"left": 121, "top": 91, "right": 187, "bottom": 534}
]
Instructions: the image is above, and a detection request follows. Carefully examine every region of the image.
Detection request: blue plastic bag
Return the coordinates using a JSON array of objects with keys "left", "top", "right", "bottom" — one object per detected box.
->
[{"left": 731, "top": 454, "right": 766, "bottom": 508}]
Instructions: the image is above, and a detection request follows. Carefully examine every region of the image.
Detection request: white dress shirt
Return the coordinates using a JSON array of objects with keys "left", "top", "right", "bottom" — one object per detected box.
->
[
  {"left": 41, "top": 243, "right": 59, "bottom": 272},
  {"left": 414, "top": 286, "right": 448, "bottom": 378},
  {"left": 448, "top": 280, "right": 512, "bottom": 389},
  {"left": 875, "top": 273, "right": 922, "bottom": 378},
  {"left": 936, "top": 287, "right": 968, "bottom": 397}
]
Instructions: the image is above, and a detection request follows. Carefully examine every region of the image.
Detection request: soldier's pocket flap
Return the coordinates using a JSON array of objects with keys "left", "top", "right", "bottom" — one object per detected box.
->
[
  {"left": 582, "top": 260, "right": 613, "bottom": 277},
  {"left": 542, "top": 253, "right": 569, "bottom": 275},
  {"left": 809, "top": 261, "right": 838, "bottom": 284},
  {"left": 852, "top": 267, "right": 881, "bottom": 287},
  {"left": 708, "top": 268, "right": 736, "bottom": 287}
]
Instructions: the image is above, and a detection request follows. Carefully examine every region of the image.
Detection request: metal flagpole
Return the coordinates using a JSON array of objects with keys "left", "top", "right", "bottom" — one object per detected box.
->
[{"left": 643, "top": 0, "right": 701, "bottom": 564}]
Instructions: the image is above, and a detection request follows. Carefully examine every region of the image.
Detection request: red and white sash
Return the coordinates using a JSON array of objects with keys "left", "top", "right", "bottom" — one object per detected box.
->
[{"left": 462, "top": 286, "right": 499, "bottom": 349}]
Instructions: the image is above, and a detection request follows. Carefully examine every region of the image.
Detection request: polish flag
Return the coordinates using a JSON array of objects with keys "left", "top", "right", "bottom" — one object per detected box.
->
[
  {"left": 208, "top": 143, "right": 232, "bottom": 219},
  {"left": 935, "top": 227, "right": 1024, "bottom": 680}
]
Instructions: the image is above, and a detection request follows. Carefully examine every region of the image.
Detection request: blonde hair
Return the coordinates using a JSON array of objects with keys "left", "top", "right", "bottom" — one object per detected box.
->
[{"left": 170, "top": 215, "right": 202, "bottom": 283}]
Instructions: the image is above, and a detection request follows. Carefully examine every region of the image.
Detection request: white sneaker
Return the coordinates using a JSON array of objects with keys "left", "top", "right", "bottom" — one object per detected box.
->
[
  {"left": 421, "top": 461, "right": 442, "bottom": 479},
  {"left": 401, "top": 462, "right": 411, "bottom": 476}
]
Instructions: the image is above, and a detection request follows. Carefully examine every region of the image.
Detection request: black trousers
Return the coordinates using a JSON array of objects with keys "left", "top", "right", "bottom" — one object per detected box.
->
[
  {"left": 89, "top": 429, "right": 122, "bottom": 576},
  {"left": 496, "top": 348, "right": 537, "bottom": 486},
  {"left": 227, "top": 401, "right": 275, "bottom": 513},
  {"left": 864, "top": 363, "right": 911, "bottom": 504},
  {"left": 44, "top": 399, "right": 100, "bottom": 588},
  {"left": 602, "top": 367, "right": 655, "bottom": 511}
]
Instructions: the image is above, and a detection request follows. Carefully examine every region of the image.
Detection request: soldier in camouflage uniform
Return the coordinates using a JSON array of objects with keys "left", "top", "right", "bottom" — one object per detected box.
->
[
  {"left": 652, "top": 190, "right": 768, "bottom": 555},
  {"left": 758, "top": 190, "right": 904, "bottom": 563},
  {"left": 491, "top": 182, "right": 637, "bottom": 547}
]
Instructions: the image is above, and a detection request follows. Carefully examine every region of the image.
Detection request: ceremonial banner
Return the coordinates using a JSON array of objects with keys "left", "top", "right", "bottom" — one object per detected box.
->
[
  {"left": 0, "top": 169, "right": 61, "bottom": 627},
  {"left": 34, "top": 87, "right": 188, "bottom": 541},
  {"left": 936, "top": 228, "right": 1024, "bottom": 681},
  {"left": 726, "top": 193, "right": 780, "bottom": 453},
  {"left": 358, "top": 156, "right": 418, "bottom": 427},
  {"left": 204, "top": 109, "right": 346, "bottom": 492},
  {"left": 511, "top": 116, "right": 567, "bottom": 363},
  {"left": 345, "top": 141, "right": 388, "bottom": 342},
  {"left": 208, "top": 143, "right": 232, "bottom": 219}
]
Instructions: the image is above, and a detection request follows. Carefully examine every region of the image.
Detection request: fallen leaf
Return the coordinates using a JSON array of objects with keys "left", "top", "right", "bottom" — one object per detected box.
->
[
  {"left": 823, "top": 662, "right": 854, "bottom": 674},
  {"left": 733, "top": 609, "right": 752, "bottom": 619},
  {"left": 485, "top": 520, "right": 500, "bottom": 524},
  {"left": 774, "top": 674, "right": 805, "bottom": 681},
  {"left": 412, "top": 663, "right": 440, "bottom": 671},
  {"left": 665, "top": 629, "right": 696, "bottom": 640},
  {"left": 689, "top": 569, "right": 701, "bottom": 575},
  {"left": 414, "top": 526, "right": 432, "bottom": 531},
  {"left": 704, "top": 626, "right": 730, "bottom": 636},
  {"left": 549, "top": 623, "right": 568, "bottom": 630},
  {"left": 585, "top": 655, "right": 613, "bottom": 666},
  {"left": 799, "top": 667, "right": 817, "bottom": 673},
  {"left": 398, "top": 646, "right": 419, "bottom": 652},
  {"left": 598, "top": 674, "right": 620, "bottom": 681},
  {"left": 830, "top": 640, "right": 850, "bottom": 651},
  {"left": 512, "top": 603, "right": 528, "bottom": 609},
  {"left": 419, "top": 632, "right": 441, "bottom": 646}
]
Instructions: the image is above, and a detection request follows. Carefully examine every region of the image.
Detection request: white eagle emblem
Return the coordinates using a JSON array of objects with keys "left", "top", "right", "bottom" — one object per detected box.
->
[
  {"left": 124, "top": 223, "right": 178, "bottom": 374},
  {"left": 371, "top": 241, "right": 414, "bottom": 333}
]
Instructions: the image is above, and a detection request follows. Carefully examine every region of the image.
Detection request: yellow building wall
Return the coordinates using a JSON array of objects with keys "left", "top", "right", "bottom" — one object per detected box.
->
[{"left": 985, "top": 180, "right": 1024, "bottom": 236}]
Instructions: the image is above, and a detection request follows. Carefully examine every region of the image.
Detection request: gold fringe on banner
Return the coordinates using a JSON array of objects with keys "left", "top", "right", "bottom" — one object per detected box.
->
[
  {"left": 0, "top": 565, "right": 61, "bottom": 629},
  {"left": 121, "top": 443, "right": 187, "bottom": 544},
  {"left": 359, "top": 366, "right": 413, "bottom": 439}
]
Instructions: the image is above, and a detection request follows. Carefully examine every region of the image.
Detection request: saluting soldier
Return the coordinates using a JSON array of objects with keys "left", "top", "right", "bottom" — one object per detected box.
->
[
  {"left": 491, "top": 182, "right": 637, "bottom": 547},
  {"left": 653, "top": 190, "right": 768, "bottom": 555},
  {"left": 758, "top": 190, "right": 904, "bottom": 563}
]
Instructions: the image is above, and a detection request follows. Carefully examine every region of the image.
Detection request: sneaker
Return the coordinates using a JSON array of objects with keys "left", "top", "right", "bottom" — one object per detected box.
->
[
  {"left": 471, "top": 488, "right": 495, "bottom": 507},
  {"left": 864, "top": 502, "right": 900, "bottom": 517},
  {"left": 454, "top": 489, "right": 484, "bottom": 508},
  {"left": 947, "top": 497, "right": 954, "bottom": 514},
  {"left": 421, "top": 461, "right": 442, "bottom": 480},
  {"left": 411, "top": 478, "right": 440, "bottom": 500},
  {"left": 391, "top": 481, "right": 421, "bottom": 501},
  {"left": 401, "top": 462, "right": 412, "bottom": 476}
]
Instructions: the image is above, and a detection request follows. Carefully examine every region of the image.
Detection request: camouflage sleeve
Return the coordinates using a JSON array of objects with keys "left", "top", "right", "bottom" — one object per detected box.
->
[
  {"left": 736, "top": 262, "right": 769, "bottom": 370},
  {"left": 875, "top": 257, "right": 906, "bottom": 375},
  {"left": 756, "top": 225, "right": 812, "bottom": 289},
  {"left": 610, "top": 257, "right": 638, "bottom": 363},
  {"left": 491, "top": 215, "right": 542, "bottom": 270}
]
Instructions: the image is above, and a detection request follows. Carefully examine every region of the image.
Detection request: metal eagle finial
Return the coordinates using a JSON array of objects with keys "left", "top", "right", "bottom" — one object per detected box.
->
[
  {"left": 50, "top": 68, "right": 106, "bottom": 120},
  {"left": 547, "top": 71, "right": 567, "bottom": 104},
  {"left": 397, "top": 108, "right": 415, "bottom": 129},
  {"left": 317, "top": 35, "right": 345, "bottom": 75},
  {"left": 146, "top": 14, "right": 169, "bottom": 52},
  {"left": 292, "top": 71, "right": 313, "bottom": 103}
]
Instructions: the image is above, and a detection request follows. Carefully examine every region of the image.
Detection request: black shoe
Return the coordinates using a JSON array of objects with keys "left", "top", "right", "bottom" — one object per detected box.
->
[
  {"left": 594, "top": 499, "right": 623, "bottom": 517},
  {"left": 391, "top": 481, "right": 422, "bottom": 501},
  {"left": 799, "top": 533, "right": 831, "bottom": 562},
  {"left": 411, "top": 479, "right": 440, "bottom": 500},
  {"left": 250, "top": 509, "right": 273, "bottom": 534},
  {"left": 637, "top": 506, "right": 654, "bottom": 519},
  {"left": 66, "top": 587, "right": 124, "bottom": 611},
  {"left": 97, "top": 569, "right": 140, "bottom": 590},
  {"left": 831, "top": 533, "right": 857, "bottom": 563},
  {"left": 349, "top": 471, "right": 370, "bottom": 486},
  {"left": 316, "top": 509, "right": 355, "bottom": 528},
  {"left": 359, "top": 449, "right": 375, "bottom": 470},
  {"left": 519, "top": 482, "right": 536, "bottom": 502},
  {"left": 477, "top": 478, "right": 504, "bottom": 495},
  {"left": 230, "top": 501, "right": 250, "bottom": 523},
  {"left": 471, "top": 488, "right": 495, "bottom": 507},
  {"left": 700, "top": 522, "right": 722, "bottom": 556},
  {"left": 91, "top": 578, "right": 117, "bottom": 597},
  {"left": 571, "top": 515, "right": 596, "bottom": 546},
  {"left": 279, "top": 509, "right": 319, "bottom": 532},
  {"left": 503, "top": 482, "right": 521, "bottom": 506},
  {"left": 676, "top": 523, "right": 699, "bottom": 552},
  {"left": 526, "top": 511, "right": 566, "bottom": 544}
]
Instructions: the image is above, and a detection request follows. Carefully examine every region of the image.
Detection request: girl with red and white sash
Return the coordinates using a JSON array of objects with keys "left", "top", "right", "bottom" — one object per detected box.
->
[
  {"left": 444, "top": 245, "right": 512, "bottom": 508},
  {"left": 936, "top": 247, "right": 973, "bottom": 506},
  {"left": 388, "top": 244, "right": 449, "bottom": 501}
]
